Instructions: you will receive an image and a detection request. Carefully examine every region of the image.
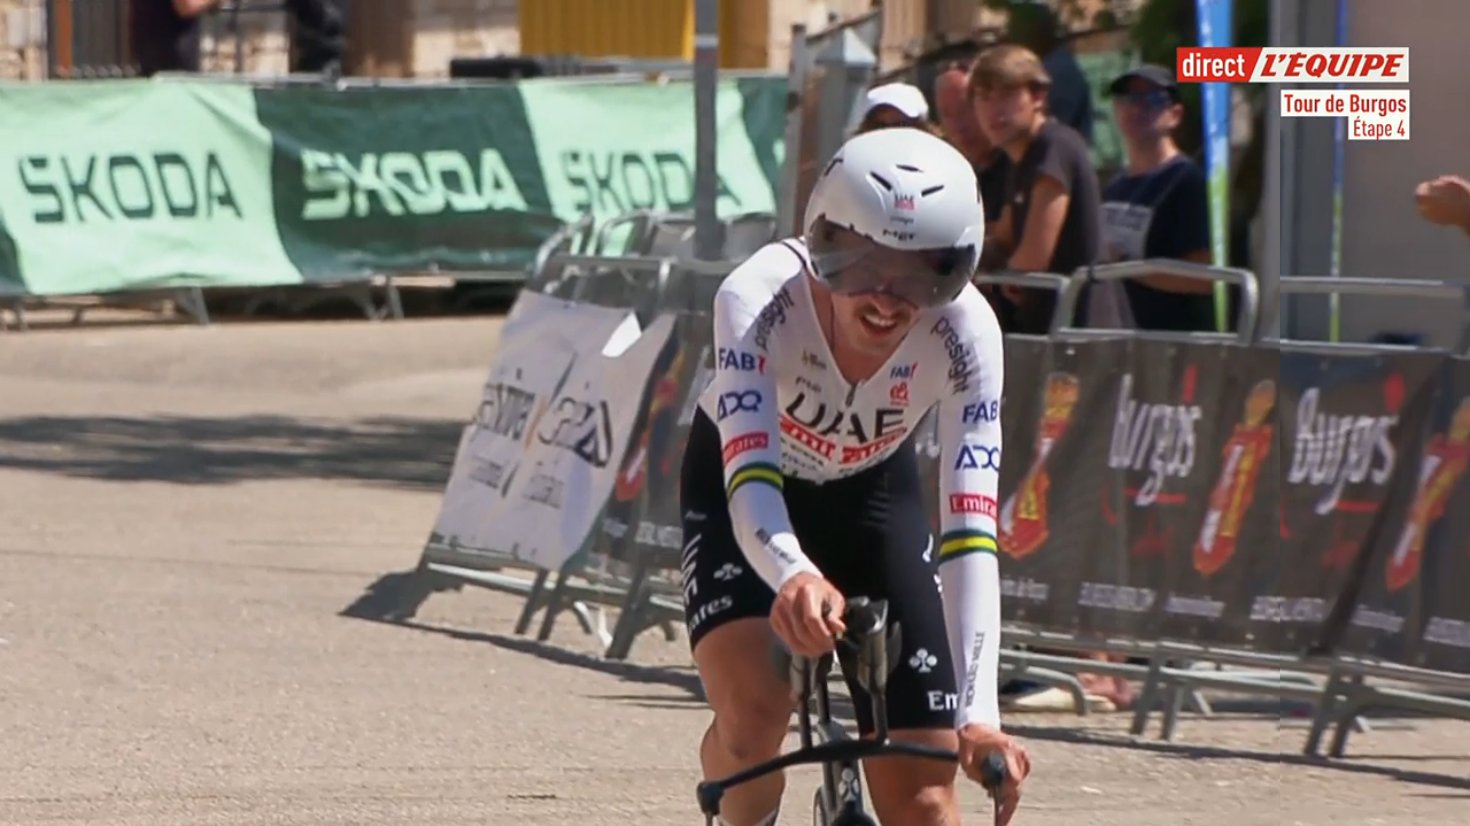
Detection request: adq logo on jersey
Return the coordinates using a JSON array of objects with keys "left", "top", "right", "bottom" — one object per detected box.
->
[
  {"left": 954, "top": 443, "right": 1000, "bottom": 471},
  {"left": 716, "top": 390, "right": 762, "bottom": 420}
]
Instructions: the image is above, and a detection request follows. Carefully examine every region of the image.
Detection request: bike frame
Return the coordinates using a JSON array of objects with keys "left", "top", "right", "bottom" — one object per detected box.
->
[{"left": 696, "top": 598, "right": 995, "bottom": 826}]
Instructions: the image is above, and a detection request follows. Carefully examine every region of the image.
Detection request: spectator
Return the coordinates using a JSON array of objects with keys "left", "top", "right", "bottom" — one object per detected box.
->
[
  {"left": 1006, "top": 2, "right": 1095, "bottom": 145},
  {"left": 1415, "top": 175, "right": 1470, "bottom": 236},
  {"left": 854, "top": 82, "right": 936, "bottom": 135},
  {"left": 969, "top": 44, "right": 1102, "bottom": 334},
  {"left": 130, "top": 0, "right": 221, "bottom": 77},
  {"left": 286, "top": 0, "right": 347, "bottom": 76},
  {"left": 1101, "top": 65, "right": 1218, "bottom": 332},
  {"left": 934, "top": 65, "right": 1010, "bottom": 227}
]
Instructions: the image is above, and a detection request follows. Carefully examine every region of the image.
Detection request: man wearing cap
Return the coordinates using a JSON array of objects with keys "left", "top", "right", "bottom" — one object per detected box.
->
[
  {"left": 1099, "top": 64, "right": 1217, "bottom": 332},
  {"left": 855, "top": 82, "right": 936, "bottom": 134}
]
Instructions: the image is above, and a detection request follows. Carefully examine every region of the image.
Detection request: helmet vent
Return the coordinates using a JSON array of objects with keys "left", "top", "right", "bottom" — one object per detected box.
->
[
  {"left": 896, "top": 163, "right": 922, "bottom": 172},
  {"left": 868, "top": 172, "right": 895, "bottom": 191},
  {"left": 920, "top": 184, "right": 945, "bottom": 197}
]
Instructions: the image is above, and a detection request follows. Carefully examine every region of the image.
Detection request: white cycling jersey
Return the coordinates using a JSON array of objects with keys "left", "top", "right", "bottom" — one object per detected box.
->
[{"left": 697, "top": 238, "right": 1005, "bottom": 730}]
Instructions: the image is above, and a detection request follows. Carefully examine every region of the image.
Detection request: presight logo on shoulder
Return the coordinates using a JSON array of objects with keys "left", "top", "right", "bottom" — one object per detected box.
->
[
  {"left": 717, "top": 347, "right": 765, "bottom": 373},
  {"left": 752, "top": 288, "right": 795, "bottom": 352},
  {"left": 300, "top": 148, "right": 528, "bottom": 219},
  {"left": 931, "top": 316, "right": 978, "bottom": 394}
]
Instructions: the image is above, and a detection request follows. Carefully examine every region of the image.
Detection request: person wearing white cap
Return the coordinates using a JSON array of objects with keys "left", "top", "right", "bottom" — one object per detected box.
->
[{"left": 855, "top": 82, "right": 936, "bottom": 134}]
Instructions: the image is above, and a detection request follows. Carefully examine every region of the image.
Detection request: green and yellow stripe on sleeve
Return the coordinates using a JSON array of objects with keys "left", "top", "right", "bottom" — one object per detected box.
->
[
  {"left": 937, "top": 529, "right": 998, "bottom": 561},
  {"left": 726, "top": 461, "right": 783, "bottom": 499}
]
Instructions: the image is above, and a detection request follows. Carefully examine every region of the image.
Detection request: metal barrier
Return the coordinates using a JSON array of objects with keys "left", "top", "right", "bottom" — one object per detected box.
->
[
  {"left": 1277, "top": 276, "right": 1470, "bottom": 353},
  {"left": 1055, "top": 259, "right": 1262, "bottom": 342}
]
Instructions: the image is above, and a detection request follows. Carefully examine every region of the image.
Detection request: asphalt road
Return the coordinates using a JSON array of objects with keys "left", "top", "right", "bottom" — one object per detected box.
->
[{"left": 0, "top": 312, "right": 1466, "bottom": 825}]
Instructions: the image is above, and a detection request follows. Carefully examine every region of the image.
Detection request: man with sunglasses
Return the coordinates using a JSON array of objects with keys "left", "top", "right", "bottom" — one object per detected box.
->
[
  {"left": 678, "top": 127, "right": 1030, "bottom": 826},
  {"left": 1100, "top": 64, "right": 1217, "bottom": 332}
]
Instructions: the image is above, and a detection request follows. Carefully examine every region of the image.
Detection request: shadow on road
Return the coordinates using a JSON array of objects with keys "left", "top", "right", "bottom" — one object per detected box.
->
[
  {"left": 1008, "top": 723, "right": 1470, "bottom": 792},
  {"left": 340, "top": 569, "right": 864, "bottom": 723},
  {"left": 0, "top": 414, "right": 462, "bottom": 489}
]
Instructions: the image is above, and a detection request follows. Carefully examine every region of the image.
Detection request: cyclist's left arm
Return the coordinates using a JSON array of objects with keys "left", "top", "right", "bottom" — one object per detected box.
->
[{"left": 934, "top": 306, "right": 1005, "bottom": 731}]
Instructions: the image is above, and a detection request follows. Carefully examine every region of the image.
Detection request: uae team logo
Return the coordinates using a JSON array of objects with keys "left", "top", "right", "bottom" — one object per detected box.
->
[
  {"left": 1194, "top": 379, "right": 1276, "bottom": 576},
  {"left": 1386, "top": 397, "right": 1470, "bottom": 591},
  {"left": 999, "top": 372, "right": 1080, "bottom": 559}
]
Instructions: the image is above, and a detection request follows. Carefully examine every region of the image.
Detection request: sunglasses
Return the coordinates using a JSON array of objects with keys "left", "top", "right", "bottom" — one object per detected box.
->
[{"left": 1116, "top": 89, "right": 1175, "bottom": 109}]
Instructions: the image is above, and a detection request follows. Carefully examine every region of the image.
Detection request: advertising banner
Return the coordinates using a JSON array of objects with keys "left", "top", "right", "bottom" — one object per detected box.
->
[
  {"left": 427, "top": 291, "right": 675, "bottom": 571},
  {"left": 0, "top": 81, "right": 299, "bottom": 295}
]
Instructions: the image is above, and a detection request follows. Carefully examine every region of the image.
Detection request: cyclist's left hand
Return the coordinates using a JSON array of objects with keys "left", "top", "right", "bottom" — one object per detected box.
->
[{"left": 957, "top": 723, "right": 1030, "bottom": 824}]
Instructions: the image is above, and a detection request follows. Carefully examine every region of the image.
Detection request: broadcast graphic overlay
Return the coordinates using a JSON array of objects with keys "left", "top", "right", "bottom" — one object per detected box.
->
[{"left": 1177, "top": 47, "right": 1411, "bottom": 141}]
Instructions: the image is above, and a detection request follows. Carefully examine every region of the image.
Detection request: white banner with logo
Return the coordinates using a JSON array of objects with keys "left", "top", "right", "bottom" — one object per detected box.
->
[{"left": 430, "top": 291, "right": 678, "bottom": 571}]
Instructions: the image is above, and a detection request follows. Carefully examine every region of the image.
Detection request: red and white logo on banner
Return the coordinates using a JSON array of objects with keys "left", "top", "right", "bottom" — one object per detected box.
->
[{"left": 1175, "top": 47, "right": 1409, "bottom": 84}]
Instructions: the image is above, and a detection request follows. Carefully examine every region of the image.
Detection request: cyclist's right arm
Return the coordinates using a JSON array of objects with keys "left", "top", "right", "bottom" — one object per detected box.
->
[{"left": 709, "top": 260, "right": 821, "bottom": 592}]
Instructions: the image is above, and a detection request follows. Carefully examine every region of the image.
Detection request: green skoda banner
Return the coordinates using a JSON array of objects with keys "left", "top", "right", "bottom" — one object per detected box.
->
[
  {"left": 0, "top": 75, "right": 786, "bottom": 297},
  {"left": 0, "top": 80, "right": 299, "bottom": 295},
  {"left": 254, "top": 84, "right": 556, "bottom": 279}
]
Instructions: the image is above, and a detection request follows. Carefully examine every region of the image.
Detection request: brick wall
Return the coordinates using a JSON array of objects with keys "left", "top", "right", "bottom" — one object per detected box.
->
[{"left": 0, "top": 0, "right": 47, "bottom": 79}]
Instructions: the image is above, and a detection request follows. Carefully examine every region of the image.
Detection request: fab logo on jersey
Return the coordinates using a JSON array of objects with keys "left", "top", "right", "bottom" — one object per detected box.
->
[
  {"left": 962, "top": 400, "right": 999, "bottom": 424},
  {"left": 717, "top": 347, "right": 765, "bottom": 373}
]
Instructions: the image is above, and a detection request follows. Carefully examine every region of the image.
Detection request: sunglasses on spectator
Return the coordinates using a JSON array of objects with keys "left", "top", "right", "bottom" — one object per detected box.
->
[{"left": 1117, "top": 89, "right": 1175, "bottom": 109}]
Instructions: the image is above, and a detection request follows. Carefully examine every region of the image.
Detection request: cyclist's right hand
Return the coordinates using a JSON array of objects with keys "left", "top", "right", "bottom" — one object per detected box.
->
[{"left": 770, "top": 572, "right": 846, "bottom": 658}]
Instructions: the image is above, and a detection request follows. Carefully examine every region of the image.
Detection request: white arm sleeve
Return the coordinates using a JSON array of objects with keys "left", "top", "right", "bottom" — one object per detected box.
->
[
  {"left": 708, "top": 263, "right": 821, "bottom": 591},
  {"left": 933, "top": 307, "right": 1006, "bottom": 731}
]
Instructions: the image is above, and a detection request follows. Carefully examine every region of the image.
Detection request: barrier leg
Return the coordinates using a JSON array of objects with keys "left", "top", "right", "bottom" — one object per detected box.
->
[
  {"left": 1160, "top": 683, "right": 1187, "bottom": 741},
  {"left": 383, "top": 276, "right": 405, "bottom": 320},
  {"left": 1304, "top": 666, "right": 1347, "bottom": 756},
  {"left": 513, "top": 570, "right": 551, "bottom": 636},
  {"left": 605, "top": 557, "right": 655, "bottom": 661},
  {"left": 1328, "top": 673, "right": 1369, "bottom": 759},
  {"left": 536, "top": 572, "right": 575, "bottom": 642},
  {"left": 1129, "top": 653, "right": 1167, "bottom": 736}
]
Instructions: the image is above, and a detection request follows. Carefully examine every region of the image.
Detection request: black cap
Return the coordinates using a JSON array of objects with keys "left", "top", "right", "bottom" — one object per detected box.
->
[{"left": 1108, "top": 64, "right": 1179, "bottom": 99}]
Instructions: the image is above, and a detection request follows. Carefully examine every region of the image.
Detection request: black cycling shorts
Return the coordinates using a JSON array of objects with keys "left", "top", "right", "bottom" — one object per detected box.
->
[{"left": 679, "top": 410, "right": 958, "bottom": 734}]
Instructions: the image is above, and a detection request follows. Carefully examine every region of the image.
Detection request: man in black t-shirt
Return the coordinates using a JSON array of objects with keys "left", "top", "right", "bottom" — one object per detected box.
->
[
  {"left": 131, "top": 0, "right": 220, "bottom": 77},
  {"left": 1101, "top": 65, "right": 1217, "bottom": 332},
  {"left": 968, "top": 44, "right": 1102, "bottom": 334}
]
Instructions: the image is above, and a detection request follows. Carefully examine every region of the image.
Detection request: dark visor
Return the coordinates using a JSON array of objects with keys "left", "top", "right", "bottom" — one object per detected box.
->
[{"left": 807, "top": 219, "right": 977, "bottom": 308}]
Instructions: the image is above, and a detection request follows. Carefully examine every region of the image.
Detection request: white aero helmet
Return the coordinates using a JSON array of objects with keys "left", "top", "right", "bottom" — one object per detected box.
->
[{"left": 803, "top": 126, "right": 984, "bottom": 308}]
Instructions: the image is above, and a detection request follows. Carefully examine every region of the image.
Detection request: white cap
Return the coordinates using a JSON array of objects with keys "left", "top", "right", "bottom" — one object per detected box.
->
[{"left": 863, "top": 82, "right": 930, "bottom": 120}]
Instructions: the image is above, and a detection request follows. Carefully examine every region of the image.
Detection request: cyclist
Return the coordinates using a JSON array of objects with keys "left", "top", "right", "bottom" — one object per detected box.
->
[{"left": 680, "top": 126, "right": 1031, "bottom": 826}]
